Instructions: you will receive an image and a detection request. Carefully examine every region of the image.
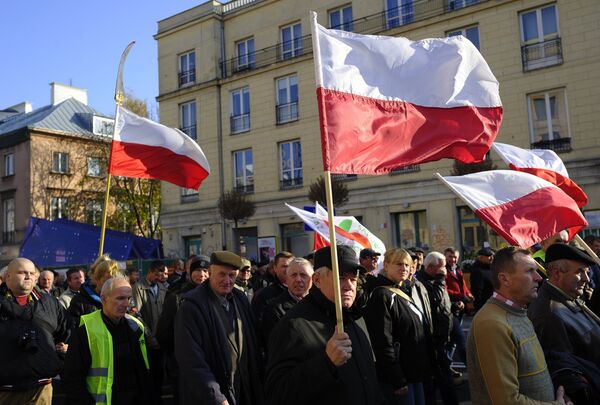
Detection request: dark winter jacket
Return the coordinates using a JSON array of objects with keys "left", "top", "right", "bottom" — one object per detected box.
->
[
  {"left": 364, "top": 275, "right": 433, "bottom": 389},
  {"left": 266, "top": 286, "right": 384, "bottom": 405},
  {"left": 0, "top": 286, "right": 69, "bottom": 389},
  {"left": 61, "top": 311, "right": 155, "bottom": 405},
  {"left": 174, "top": 281, "right": 265, "bottom": 405},
  {"left": 155, "top": 280, "right": 198, "bottom": 354},
  {"left": 261, "top": 290, "right": 298, "bottom": 345},
  {"left": 469, "top": 260, "right": 494, "bottom": 311},
  {"left": 67, "top": 283, "right": 102, "bottom": 331},
  {"left": 415, "top": 269, "right": 452, "bottom": 344},
  {"left": 252, "top": 279, "right": 286, "bottom": 323}
]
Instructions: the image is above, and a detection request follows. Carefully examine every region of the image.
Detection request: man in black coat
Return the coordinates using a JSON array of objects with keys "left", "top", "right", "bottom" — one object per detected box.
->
[
  {"left": 0, "top": 258, "right": 69, "bottom": 404},
  {"left": 252, "top": 251, "right": 294, "bottom": 323},
  {"left": 174, "top": 251, "right": 264, "bottom": 405},
  {"left": 266, "top": 245, "right": 383, "bottom": 405},
  {"left": 468, "top": 247, "right": 495, "bottom": 312},
  {"left": 416, "top": 252, "right": 458, "bottom": 405}
]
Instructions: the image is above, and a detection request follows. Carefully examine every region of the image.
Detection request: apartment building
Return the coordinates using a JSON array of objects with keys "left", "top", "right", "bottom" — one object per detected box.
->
[
  {"left": 156, "top": 0, "right": 600, "bottom": 261},
  {"left": 0, "top": 83, "right": 115, "bottom": 262}
]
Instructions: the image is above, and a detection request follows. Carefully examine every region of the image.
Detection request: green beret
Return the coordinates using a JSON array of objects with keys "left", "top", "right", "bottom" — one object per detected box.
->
[{"left": 210, "top": 251, "right": 243, "bottom": 270}]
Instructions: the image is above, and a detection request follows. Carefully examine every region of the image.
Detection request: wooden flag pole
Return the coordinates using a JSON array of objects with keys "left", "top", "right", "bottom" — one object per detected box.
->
[
  {"left": 574, "top": 234, "right": 600, "bottom": 266},
  {"left": 99, "top": 41, "right": 136, "bottom": 257},
  {"left": 324, "top": 171, "right": 345, "bottom": 332}
]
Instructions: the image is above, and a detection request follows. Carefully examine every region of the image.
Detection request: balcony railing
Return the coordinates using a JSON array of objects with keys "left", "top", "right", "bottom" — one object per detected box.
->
[
  {"left": 521, "top": 38, "right": 563, "bottom": 72},
  {"left": 389, "top": 165, "right": 421, "bottom": 175},
  {"left": 219, "top": 0, "right": 488, "bottom": 78},
  {"left": 276, "top": 102, "right": 299, "bottom": 124},
  {"left": 531, "top": 137, "right": 571, "bottom": 153},
  {"left": 234, "top": 183, "right": 254, "bottom": 194},
  {"left": 280, "top": 177, "right": 303, "bottom": 189},
  {"left": 230, "top": 113, "right": 251, "bottom": 134},
  {"left": 331, "top": 174, "right": 358, "bottom": 182},
  {"left": 180, "top": 125, "right": 197, "bottom": 140},
  {"left": 178, "top": 69, "right": 196, "bottom": 87}
]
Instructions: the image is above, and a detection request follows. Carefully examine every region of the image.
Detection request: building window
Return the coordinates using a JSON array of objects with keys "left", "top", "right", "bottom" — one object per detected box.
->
[
  {"left": 85, "top": 201, "right": 102, "bottom": 226},
  {"left": 280, "top": 22, "right": 303, "bottom": 60},
  {"left": 395, "top": 211, "right": 428, "bottom": 250},
  {"left": 181, "top": 188, "right": 199, "bottom": 203},
  {"left": 3, "top": 197, "right": 14, "bottom": 244},
  {"left": 87, "top": 157, "right": 103, "bottom": 177},
  {"left": 280, "top": 140, "right": 303, "bottom": 188},
  {"left": 447, "top": 25, "right": 480, "bottom": 50},
  {"left": 92, "top": 116, "right": 115, "bottom": 136},
  {"left": 180, "top": 101, "right": 197, "bottom": 140},
  {"left": 179, "top": 51, "right": 196, "bottom": 87},
  {"left": 386, "top": 0, "right": 414, "bottom": 29},
  {"left": 236, "top": 38, "right": 255, "bottom": 71},
  {"left": 52, "top": 152, "right": 69, "bottom": 174},
  {"left": 447, "top": 0, "right": 479, "bottom": 11},
  {"left": 276, "top": 75, "right": 299, "bottom": 124},
  {"left": 520, "top": 5, "right": 562, "bottom": 71},
  {"left": 233, "top": 149, "right": 254, "bottom": 193},
  {"left": 50, "top": 197, "right": 69, "bottom": 220},
  {"left": 4, "top": 153, "right": 14, "bottom": 176},
  {"left": 527, "top": 88, "right": 571, "bottom": 152},
  {"left": 458, "top": 206, "right": 503, "bottom": 254},
  {"left": 230, "top": 87, "right": 251, "bottom": 134},
  {"left": 329, "top": 6, "right": 353, "bottom": 31},
  {"left": 281, "top": 222, "right": 310, "bottom": 258}
]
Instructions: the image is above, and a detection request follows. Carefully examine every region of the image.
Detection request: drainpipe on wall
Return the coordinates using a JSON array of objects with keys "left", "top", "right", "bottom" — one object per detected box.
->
[{"left": 218, "top": 17, "right": 226, "bottom": 250}]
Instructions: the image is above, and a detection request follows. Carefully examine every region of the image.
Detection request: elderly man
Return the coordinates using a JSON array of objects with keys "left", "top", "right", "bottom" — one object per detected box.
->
[
  {"left": 261, "top": 257, "right": 313, "bottom": 344},
  {"left": 175, "top": 251, "right": 264, "bottom": 405},
  {"left": 528, "top": 243, "right": 600, "bottom": 402},
  {"left": 533, "top": 230, "right": 569, "bottom": 267},
  {"left": 468, "top": 246, "right": 569, "bottom": 405},
  {"left": 38, "top": 269, "right": 63, "bottom": 298},
  {"left": 416, "top": 251, "right": 458, "bottom": 405},
  {"left": 0, "top": 258, "right": 69, "bottom": 404},
  {"left": 62, "top": 276, "right": 154, "bottom": 404},
  {"left": 266, "top": 245, "right": 383, "bottom": 405},
  {"left": 59, "top": 268, "right": 85, "bottom": 309}
]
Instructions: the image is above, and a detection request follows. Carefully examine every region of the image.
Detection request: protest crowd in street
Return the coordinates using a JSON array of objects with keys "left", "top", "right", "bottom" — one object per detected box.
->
[{"left": 2, "top": 233, "right": 600, "bottom": 405}]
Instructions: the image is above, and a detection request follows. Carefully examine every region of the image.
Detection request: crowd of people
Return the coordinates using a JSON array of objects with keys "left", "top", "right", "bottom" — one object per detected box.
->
[{"left": 1, "top": 233, "right": 600, "bottom": 404}]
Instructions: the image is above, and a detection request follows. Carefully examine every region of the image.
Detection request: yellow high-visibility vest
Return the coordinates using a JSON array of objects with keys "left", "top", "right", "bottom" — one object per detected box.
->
[{"left": 80, "top": 310, "right": 149, "bottom": 405}]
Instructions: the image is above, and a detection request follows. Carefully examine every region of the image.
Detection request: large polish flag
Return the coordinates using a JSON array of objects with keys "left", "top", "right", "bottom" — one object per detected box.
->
[
  {"left": 492, "top": 142, "right": 588, "bottom": 208},
  {"left": 437, "top": 170, "right": 587, "bottom": 248},
  {"left": 109, "top": 106, "right": 210, "bottom": 189},
  {"left": 310, "top": 12, "right": 503, "bottom": 175}
]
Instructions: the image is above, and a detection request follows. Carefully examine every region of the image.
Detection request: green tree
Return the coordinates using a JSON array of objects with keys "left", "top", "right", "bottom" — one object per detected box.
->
[
  {"left": 308, "top": 174, "right": 350, "bottom": 208},
  {"left": 218, "top": 189, "right": 256, "bottom": 230}
]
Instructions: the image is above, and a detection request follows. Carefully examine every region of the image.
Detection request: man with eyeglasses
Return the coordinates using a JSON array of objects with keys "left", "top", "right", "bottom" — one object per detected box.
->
[
  {"left": 235, "top": 258, "right": 254, "bottom": 301},
  {"left": 355, "top": 248, "right": 382, "bottom": 310}
]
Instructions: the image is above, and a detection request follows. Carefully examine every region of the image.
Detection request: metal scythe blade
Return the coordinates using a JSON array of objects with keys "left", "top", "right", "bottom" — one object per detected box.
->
[{"left": 114, "top": 41, "right": 136, "bottom": 105}]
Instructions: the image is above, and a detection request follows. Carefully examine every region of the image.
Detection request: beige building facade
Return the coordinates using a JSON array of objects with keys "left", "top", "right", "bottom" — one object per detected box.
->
[{"left": 156, "top": 0, "right": 600, "bottom": 262}]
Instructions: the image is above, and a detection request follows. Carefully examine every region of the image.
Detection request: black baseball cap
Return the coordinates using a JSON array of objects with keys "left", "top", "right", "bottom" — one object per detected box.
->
[
  {"left": 314, "top": 245, "right": 366, "bottom": 274},
  {"left": 477, "top": 248, "right": 495, "bottom": 257},
  {"left": 545, "top": 243, "right": 596, "bottom": 266},
  {"left": 359, "top": 248, "right": 381, "bottom": 259}
]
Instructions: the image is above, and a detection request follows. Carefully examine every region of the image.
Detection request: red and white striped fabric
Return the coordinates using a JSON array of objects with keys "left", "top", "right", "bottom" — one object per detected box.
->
[
  {"left": 492, "top": 142, "right": 588, "bottom": 207},
  {"left": 437, "top": 170, "right": 587, "bottom": 248},
  {"left": 310, "top": 13, "right": 503, "bottom": 175},
  {"left": 109, "top": 106, "right": 210, "bottom": 189}
]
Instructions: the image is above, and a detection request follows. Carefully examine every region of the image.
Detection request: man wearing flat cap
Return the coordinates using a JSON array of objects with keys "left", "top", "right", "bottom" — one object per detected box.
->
[
  {"left": 528, "top": 243, "right": 600, "bottom": 363},
  {"left": 174, "top": 251, "right": 264, "bottom": 405},
  {"left": 266, "top": 245, "right": 383, "bottom": 405}
]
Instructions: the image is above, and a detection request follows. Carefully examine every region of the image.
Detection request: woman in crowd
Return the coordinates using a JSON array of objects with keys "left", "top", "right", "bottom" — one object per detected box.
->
[{"left": 364, "top": 248, "right": 433, "bottom": 405}]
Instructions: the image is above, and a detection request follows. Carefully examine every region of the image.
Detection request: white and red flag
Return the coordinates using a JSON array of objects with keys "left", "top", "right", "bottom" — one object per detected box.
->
[
  {"left": 492, "top": 142, "right": 588, "bottom": 207},
  {"left": 286, "top": 203, "right": 386, "bottom": 261},
  {"left": 310, "top": 13, "right": 503, "bottom": 174},
  {"left": 437, "top": 170, "right": 587, "bottom": 248},
  {"left": 109, "top": 106, "right": 210, "bottom": 189}
]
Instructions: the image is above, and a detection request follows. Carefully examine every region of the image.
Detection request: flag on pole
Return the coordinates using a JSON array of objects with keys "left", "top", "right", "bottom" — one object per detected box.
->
[
  {"left": 492, "top": 142, "right": 588, "bottom": 207},
  {"left": 437, "top": 170, "right": 587, "bottom": 248},
  {"left": 310, "top": 13, "right": 503, "bottom": 175},
  {"left": 286, "top": 203, "right": 386, "bottom": 260},
  {"left": 109, "top": 106, "right": 210, "bottom": 189}
]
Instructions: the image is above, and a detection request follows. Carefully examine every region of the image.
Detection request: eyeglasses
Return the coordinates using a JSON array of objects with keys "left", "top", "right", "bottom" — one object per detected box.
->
[{"left": 240, "top": 268, "right": 251, "bottom": 273}]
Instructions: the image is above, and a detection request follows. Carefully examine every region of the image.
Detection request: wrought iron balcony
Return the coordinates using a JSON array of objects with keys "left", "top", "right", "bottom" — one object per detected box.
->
[
  {"left": 521, "top": 38, "right": 563, "bottom": 72},
  {"left": 331, "top": 174, "right": 358, "bottom": 182},
  {"left": 276, "top": 102, "right": 299, "bottom": 124},
  {"left": 234, "top": 183, "right": 254, "bottom": 194},
  {"left": 230, "top": 113, "right": 251, "bottom": 134},
  {"left": 280, "top": 177, "right": 303, "bottom": 189},
  {"left": 178, "top": 69, "right": 196, "bottom": 87},
  {"left": 389, "top": 165, "right": 421, "bottom": 175},
  {"left": 531, "top": 137, "right": 571, "bottom": 153}
]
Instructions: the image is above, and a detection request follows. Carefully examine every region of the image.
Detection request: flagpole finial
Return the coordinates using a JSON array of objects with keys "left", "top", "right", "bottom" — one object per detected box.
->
[{"left": 114, "top": 41, "right": 136, "bottom": 106}]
